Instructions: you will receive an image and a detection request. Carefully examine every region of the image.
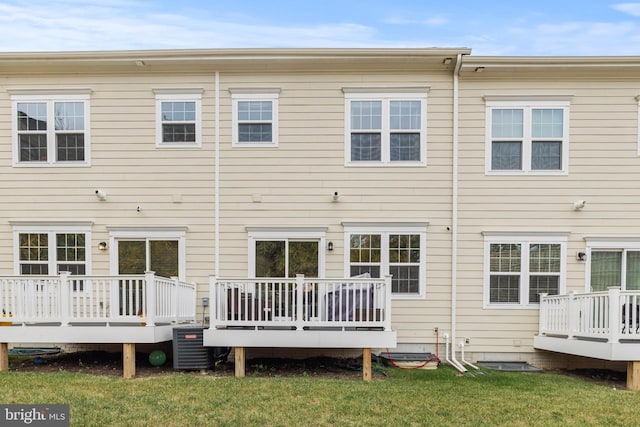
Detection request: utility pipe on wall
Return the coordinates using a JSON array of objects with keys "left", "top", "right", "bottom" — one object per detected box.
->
[{"left": 450, "top": 53, "right": 465, "bottom": 371}]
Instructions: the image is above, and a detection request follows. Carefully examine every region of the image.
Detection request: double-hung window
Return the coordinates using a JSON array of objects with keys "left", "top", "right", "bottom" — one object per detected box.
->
[
  {"left": 13, "top": 223, "right": 91, "bottom": 277},
  {"left": 344, "top": 88, "right": 428, "bottom": 166},
  {"left": 154, "top": 90, "right": 202, "bottom": 147},
  {"left": 231, "top": 89, "right": 280, "bottom": 147},
  {"left": 586, "top": 239, "right": 640, "bottom": 291},
  {"left": 11, "top": 92, "right": 91, "bottom": 166},
  {"left": 485, "top": 97, "right": 571, "bottom": 175},
  {"left": 484, "top": 233, "right": 567, "bottom": 308},
  {"left": 344, "top": 223, "right": 427, "bottom": 298}
]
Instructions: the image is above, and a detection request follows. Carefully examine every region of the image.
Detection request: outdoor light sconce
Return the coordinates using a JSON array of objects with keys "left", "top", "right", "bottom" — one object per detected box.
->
[
  {"left": 327, "top": 241, "right": 334, "bottom": 252},
  {"left": 98, "top": 242, "right": 108, "bottom": 251},
  {"left": 332, "top": 192, "right": 339, "bottom": 202},
  {"left": 577, "top": 252, "right": 586, "bottom": 262}
]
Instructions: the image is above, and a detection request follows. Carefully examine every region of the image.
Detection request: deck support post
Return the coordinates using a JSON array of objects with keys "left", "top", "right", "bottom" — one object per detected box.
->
[
  {"left": 234, "top": 346, "right": 245, "bottom": 378},
  {"left": 123, "top": 343, "right": 136, "bottom": 379},
  {"left": 0, "top": 343, "right": 8, "bottom": 371},
  {"left": 627, "top": 361, "right": 640, "bottom": 391},
  {"left": 363, "top": 348, "right": 372, "bottom": 381}
]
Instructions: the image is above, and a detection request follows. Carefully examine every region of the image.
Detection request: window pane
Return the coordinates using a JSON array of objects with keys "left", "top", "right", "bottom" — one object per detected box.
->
[
  {"left": 288, "top": 241, "right": 319, "bottom": 278},
  {"left": 532, "top": 141, "right": 561, "bottom": 170},
  {"left": 390, "top": 133, "right": 420, "bottom": 161},
  {"left": 55, "top": 102, "right": 84, "bottom": 131},
  {"left": 491, "top": 141, "right": 522, "bottom": 170},
  {"left": 162, "top": 124, "right": 196, "bottom": 143},
  {"left": 390, "top": 101, "right": 420, "bottom": 130},
  {"left": 56, "top": 233, "right": 86, "bottom": 262},
  {"left": 492, "top": 109, "right": 523, "bottom": 138},
  {"left": 490, "top": 244, "right": 521, "bottom": 272},
  {"left": 19, "top": 134, "right": 48, "bottom": 161},
  {"left": 590, "top": 251, "right": 621, "bottom": 291},
  {"left": 150, "top": 240, "right": 179, "bottom": 278},
  {"left": 530, "top": 244, "right": 561, "bottom": 273},
  {"left": 350, "top": 265, "right": 380, "bottom": 278},
  {"left": 162, "top": 101, "right": 196, "bottom": 122},
  {"left": 238, "top": 123, "right": 272, "bottom": 142},
  {"left": 529, "top": 276, "right": 559, "bottom": 303},
  {"left": 19, "top": 233, "right": 48, "bottom": 261},
  {"left": 390, "top": 265, "right": 420, "bottom": 294},
  {"left": 57, "top": 264, "right": 86, "bottom": 275},
  {"left": 489, "top": 275, "right": 520, "bottom": 303},
  {"left": 351, "top": 101, "right": 381, "bottom": 130},
  {"left": 532, "top": 109, "right": 563, "bottom": 138},
  {"left": 20, "top": 264, "right": 49, "bottom": 275},
  {"left": 627, "top": 251, "right": 640, "bottom": 291},
  {"left": 351, "top": 134, "right": 381, "bottom": 161},
  {"left": 17, "top": 102, "right": 47, "bottom": 131},
  {"left": 256, "top": 241, "right": 285, "bottom": 277},
  {"left": 238, "top": 101, "right": 272, "bottom": 121},
  {"left": 56, "top": 134, "right": 85, "bottom": 161},
  {"left": 118, "top": 241, "right": 146, "bottom": 275}
]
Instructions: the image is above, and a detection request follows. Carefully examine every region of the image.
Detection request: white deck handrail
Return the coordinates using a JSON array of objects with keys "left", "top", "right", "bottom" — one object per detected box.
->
[
  {"left": 539, "top": 288, "right": 640, "bottom": 342},
  {"left": 209, "top": 275, "right": 392, "bottom": 331},
  {"left": 0, "top": 273, "right": 196, "bottom": 326}
]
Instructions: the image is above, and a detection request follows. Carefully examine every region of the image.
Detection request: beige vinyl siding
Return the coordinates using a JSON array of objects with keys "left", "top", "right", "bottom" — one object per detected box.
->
[
  {"left": 0, "top": 72, "right": 216, "bottom": 311},
  {"left": 216, "top": 70, "right": 454, "bottom": 343},
  {"left": 457, "top": 72, "right": 640, "bottom": 353}
]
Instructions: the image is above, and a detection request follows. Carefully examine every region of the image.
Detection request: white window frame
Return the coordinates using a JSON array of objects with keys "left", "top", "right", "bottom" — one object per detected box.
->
[
  {"left": 585, "top": 237, "right": 640, "bottom": 292},
  {"left": 343, "top": 223, "right": 428, "bottom": 300},
  {"left": 154, "top": 89, "right": 202, "bottom": 148},
  {"left": 636, "top": 95, "right": 640, "bottom": 156},
  {"left": 483, "top": 232, "right": 568, "bottom": 309},
  {"left": 231, "top": 88, "right": 280, "bottom": 147},
  {"left": 485, "top": 96, "right": 571, "bottom": 176},
  {"left": 107, "top": 227, "right": 187, "bottom": 281},
  {"left": 12, "top": 222, "right": 93, "bottom": 276},
  {"left": 247, "top": 227, "right": 326, "bottom": 278},
  {"left": 10, "top": 91, "right": 91, "bottom": 167},
  {"left": 344, "top": 88, "right": 428, "bottom": 167}
]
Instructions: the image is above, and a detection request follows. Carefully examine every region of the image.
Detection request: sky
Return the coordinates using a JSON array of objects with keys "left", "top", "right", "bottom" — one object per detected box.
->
[{"left": 2, "top": 0, "right": 640, "bottom": 55}]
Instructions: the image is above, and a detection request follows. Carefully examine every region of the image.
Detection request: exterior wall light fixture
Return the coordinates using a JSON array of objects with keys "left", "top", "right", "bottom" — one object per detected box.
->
[{"left": 98, "top": 242, "right": 108, "bottom": 251}]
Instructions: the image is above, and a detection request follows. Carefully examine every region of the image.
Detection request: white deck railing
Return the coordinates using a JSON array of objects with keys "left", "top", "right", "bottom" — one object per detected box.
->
[
  {"left": 0, "top": 272, "right": 196, "bottom": 326},
  {"left": 539, "top": 288, "right": 640, "bottom": 343},
  {"left": 209, "top": 275, "right": 392, "bottom": 331}
]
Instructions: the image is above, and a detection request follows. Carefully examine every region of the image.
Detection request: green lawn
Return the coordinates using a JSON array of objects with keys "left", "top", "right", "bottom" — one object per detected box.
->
[{"left": 0, "top": 364, "right": 638, "bottom": 426}]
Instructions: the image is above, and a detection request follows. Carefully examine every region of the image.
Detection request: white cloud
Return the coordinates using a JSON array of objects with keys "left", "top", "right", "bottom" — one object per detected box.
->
[{"left": 612, "top": 2, "right": 640, "bottom": 16}]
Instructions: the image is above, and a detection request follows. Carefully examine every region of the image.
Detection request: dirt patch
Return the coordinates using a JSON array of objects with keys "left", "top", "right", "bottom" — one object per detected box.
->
[
  {"left": 557, "top": 368, "right": 627, "bottom": 389},
  {"left": 9, "top": 351, "right": 387, "bottom": 379}
]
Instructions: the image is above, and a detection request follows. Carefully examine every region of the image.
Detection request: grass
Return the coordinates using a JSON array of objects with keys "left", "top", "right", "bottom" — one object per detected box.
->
[{"left": 1, "top": 363, "right": 639, "bottom": 426}]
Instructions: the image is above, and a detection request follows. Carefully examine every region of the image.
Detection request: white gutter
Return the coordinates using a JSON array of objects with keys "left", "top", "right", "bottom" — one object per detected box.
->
[
  {"left": 449, "top": 53, "right": 466, "bottom": 373},
  {"left": 215, "top": 71, "right": 220, "bottom": 277}
]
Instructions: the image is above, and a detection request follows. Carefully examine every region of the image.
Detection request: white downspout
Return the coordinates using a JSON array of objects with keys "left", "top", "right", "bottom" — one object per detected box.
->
[
  {"left": 450, "top": 53, "right": 466, "bottom": 373},
  {"left": 215, "top": 71, "right": 220, "bottom": 277}
]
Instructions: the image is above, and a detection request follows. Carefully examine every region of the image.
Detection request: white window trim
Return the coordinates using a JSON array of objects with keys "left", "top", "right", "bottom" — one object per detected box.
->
[
  {"left": 483, "top": 233, "right": 568, "bottom": 309},
  {"left": 231, "top": 89, "right": 280, "bottom": 147},
  {"left": 12, "top": 222, "right": 92, "bottom": 276},
  {"left": 343, "top": 223, "right": 427, "bottom": 299},
  {"left": 246, "top": 227, "right": 326, "bottom": 278},
  {"left": 154, "top": 91, "right": 202, "bottom": 148},
  {"left": 485, "top": 97, "right": 571, "bottom": 176},
  {"left": 636, "top": 95, "right": 640, "bottom": 156},
  {"left": 11, "top": 93, "right": 91, "bottom": 167},
  {"left": 107, "top": 227, "right": 187, "bottom": 281},
  {"left": 585, "top": 237, "right": 640, "bottom": 292},
  {"left": 344, "top": 91, "right": 428, "bottom": 167}
]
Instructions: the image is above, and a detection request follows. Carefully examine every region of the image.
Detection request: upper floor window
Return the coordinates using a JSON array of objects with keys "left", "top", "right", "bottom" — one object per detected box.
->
[
  {"left": 154, "top": 90, "right": 202, "bottom": 148},
  {"left": 11, "top": 92, "right": 91, "bottom": 166},
  {"left": 485, "top": 97, "right": 571, "bottom": 175},
  {"left": 483, "top": 233, "right": 567, "bottom": 308},
  {"left": 344, "top": 89, "right": 428, "bottom": 166},
  {"left": 344, "top": 223, "right": 428, "bottom": 299},
  {"left": 231, "top": 89, "right": 280, "bottom": 147}
]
